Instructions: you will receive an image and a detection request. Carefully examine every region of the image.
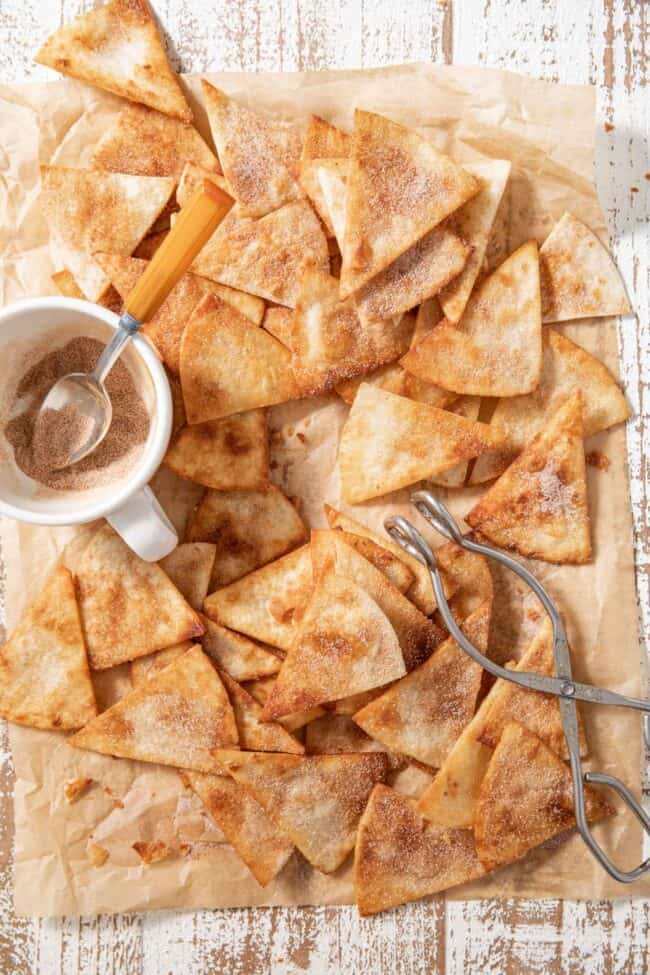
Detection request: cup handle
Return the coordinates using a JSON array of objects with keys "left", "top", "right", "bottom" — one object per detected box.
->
[{"left": 107, "top": 485, "right": 178, "bottom": 561}]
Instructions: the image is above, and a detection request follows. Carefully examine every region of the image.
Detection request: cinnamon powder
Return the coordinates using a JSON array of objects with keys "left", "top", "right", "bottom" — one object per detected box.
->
[{"left": 4, "top": 336, "right": 150, "bottom": 491}]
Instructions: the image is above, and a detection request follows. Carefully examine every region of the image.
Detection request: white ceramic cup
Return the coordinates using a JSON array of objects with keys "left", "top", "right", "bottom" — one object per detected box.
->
[{"left": 0, "top": 297, "right": 178, "bottom": 560}]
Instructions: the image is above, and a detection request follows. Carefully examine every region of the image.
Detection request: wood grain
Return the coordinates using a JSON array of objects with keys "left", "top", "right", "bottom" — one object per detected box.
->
[{"left": 0, "top": 1, "right": 649, "bottom": 972}]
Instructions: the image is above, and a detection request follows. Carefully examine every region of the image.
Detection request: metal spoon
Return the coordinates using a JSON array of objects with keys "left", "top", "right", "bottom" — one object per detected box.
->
[{"left": 37, "top": 179, "right": 233, "bottom": 470}]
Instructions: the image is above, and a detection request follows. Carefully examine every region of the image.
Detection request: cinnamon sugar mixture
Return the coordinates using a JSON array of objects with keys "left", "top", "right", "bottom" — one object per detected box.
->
[{"left": 4, "top": 336, "right": 149, "bottom": 491}]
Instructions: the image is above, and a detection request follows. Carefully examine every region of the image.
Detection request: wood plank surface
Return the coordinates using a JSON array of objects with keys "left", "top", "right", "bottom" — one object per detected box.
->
[{"left": 0, "top": 1, "right": 648, "bottom": 972}]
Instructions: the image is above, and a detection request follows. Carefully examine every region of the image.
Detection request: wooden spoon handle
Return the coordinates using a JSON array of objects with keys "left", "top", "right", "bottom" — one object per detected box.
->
[{"left": 125, "top": 179, "right": 233, "bottom": 323}]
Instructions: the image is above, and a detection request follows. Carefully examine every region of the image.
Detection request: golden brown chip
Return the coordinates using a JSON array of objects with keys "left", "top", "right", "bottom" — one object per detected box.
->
[
  {"left": 401, "top": 241, "right": 542, "bottom": 397},
  {"left": 335, "top": 361, "right": 404, "bottom": 406},
  {"left": 133, "top": 840, "right": 172, "bottom": 864},
  {"left": 305, "top": 713, "right": 406, "bottom": 773},
  {"left": 326, "top": 528, "right": 414, "bottom": 592},
  {"left": 64, "top": 777, "right": 94, "bottom": 804},
  {"left": 70, "top": 646, "right": 238, "bottom": 772},
  {"left": 540, "top": 212, "right": 630, "bottom": 323},
  {"left": 430, "top": 397, "right": 482, "bottom": 488},
  {"left": 175, "top": 161, "right": 230, "bottom": 205},
  {"left": 199, "top": 616, "right": 282, "bottom": 682},
  {"left": 159, "top": 543, "right": 216, "bottom": 611},
  {"left": 164, "top": 410, "right": 269, "bottom": 491},
  {"left": 354, "top": 784, "right": 485, "bottom": 915},
  {"left": 244, "top": 677, "right": 323, "bottom": 732},
  {"left": 261, "top": 306, "right": 294, "bottom": 348},
  {"left": 0, "top": 566, "right": 97, "bottom": 730},
  {"left": 219, "top": 669, "right": 303, "bottom": 753},
  {"left": 466, "top": 392, "right": 591, "bottom": 564},
  {"left": 217, "top": 750, "right": 389, "bottom": 873},
  {"left": 299, "top": 116, "right": 350, "bottom": 233},
  {"left": 338, "top": 384, "right": 505, "bottom": 503},
  {"left": 474, "top": 722, "right": 614, "bottom": 871},
  {"left": 130, "top": 642, "right": 194, "bottom": 687},
  {"left": 35, "top": 0, "right": 193, "bottom": 121}
]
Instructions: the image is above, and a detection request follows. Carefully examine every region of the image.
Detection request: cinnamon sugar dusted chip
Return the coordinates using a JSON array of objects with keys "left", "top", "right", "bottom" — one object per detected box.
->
[
  {"left": 175, "top": 161, "right": 230, "bottom": 204},
  {"left": 133, "top": 840, "right": 172, "bottom": 864},
  {"left": 261, "top": 307, "right": 293, "bottom": 348},
  {"left": 0, "top": 566, "right": 97, "bottom": 730},
  {"left": 353, "top": 600, "right": 491, "bottom": 768},
  {"left": 540, "top": 212, "right": 630, "bottom": 323},
  {"left": 187, "top": 484, "right": 307, "bottom": 589},
  {"left": 180, "top": 294, "right": 300, "bottom": 423},
  {"left": 430, "top": 397, "right": 482, "bottom": 488},
  {"left": 338, "top": 384, "right": 505, "bottom": 504},
  {"left": 474, "top": 722, "right": 614, "bottom": 871},
  {"left": 245, "top": 677, "right": 324, "bottom": 732},
  {"left": 401, "top": 241, "right": 542, "bottom": 397},
  {"left": 201, "top": 81, "right": 303, "bottom": 217},
  {"left": 466, "top": 392, "right": 591, "bottom": 564},
  {"left": 470, "top": 328, "right": 630, "bottom": 484},
  {"left": 433, "top": 542, "right": 493, "bottom": 620},
  {"left": 335, "top": 362, "right": 404, "bottom": 406},
  {"left": 354, "top": 784, "right": 485, "bottom": 915},
  {"left": 324, "top": 526, "right": 414, "bottom": 593},
  {"left": 40, "top": 167, "right": 175, "bottom": 302},
  {"left": 159, "top": 543, "right": 216, "bottom": 611},
  {"left": 184, "top": 769, "right": 294, "bottom": 886},
  {"left": 204, "top": 546, "right": 313, "bottom": 652},
  {"left": 35, "top": 0, "right": 193, "bottom": 121},
  {"left": 74, "top": 524, "right": 204, "bottom": 670},
  {"left": 70, "top": 646, "right": 238, "bottom": 772},
  {"left": 217, "top": 750, "right": 389, "bottom": 873},
  {"left": 220, "top": 670, "right": 303, "bottom": 754},
  {"left": 299, "top": 116, "right": 350, "bottom": 234},
  {"left": 199, "top": 617, "right": 281, "bottom": 682},
  {"left": 164, "top": 410, "right": 269, "bottom": 491},
  {"left": 438, "top": 159, "right": 511, "bottom": 323},
  {"left": 316, "top": 157, "right": 349, "bottom": 246},
  {"left": 340, "top": 109, "right": 479, "bottom": 298},
  {"left": 130, "top": 642, "right": 194, "bottom": 687}
]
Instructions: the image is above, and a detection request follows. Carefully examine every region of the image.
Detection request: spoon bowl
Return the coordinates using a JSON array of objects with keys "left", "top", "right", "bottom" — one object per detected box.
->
[{"left": 38, "top": 372, "right": 113, "bottom": 469}]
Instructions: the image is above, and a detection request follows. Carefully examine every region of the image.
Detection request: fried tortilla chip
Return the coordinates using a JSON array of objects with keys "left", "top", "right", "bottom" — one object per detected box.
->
[
  {"left": 338, "top": 384, "right": 505, "bottom": 503},
  {"left": 70, "top": 646, "right": 238, "bottom": 772},
  {"left": 438, "top": 159, "right": 512, "bottom": 323},
  {"left": 470, "top": 328, "right": 630, "bottom": 483},
  {"left": 218, "top": 750, "right": 389, "bottom": 873},
  {"left": 199, "top": 616, "right": 281, "bottom": 681},
  {"left": 176, "top": 161, "right": 230, "bottom": 205},
  {"left": 289, "top": 269, "right": 413, "bottom": 395},
  {"left": 354, "top": 600, "right": 491, "bottom": 767},
  {"left": 35, "top": 0, "right": 192, "bottom": 121},
  {"left": 261, "top": 306, "right": 293, "bottom": 348},
  {"left": 164, "top": 410, "right": 268, "bottom": 491},
  {"left": 316, "top": 157, "right": 350, "bottom": 245},
  {"left": 187, "top": 484, "right": 307, "bottom": 589},
  {"left": 245, "top": 676, "right": 324, "bottom": 732},
  {"left": 0, "top": 566, "right": 96, "bottom": 730},
  {"left": 41, "top": 167, "right": 175, "bottom": 302},
  {"left": 433, "top": 542, "right": 493, "bottom": 619},
  {"left": 261, "top": 572, "right": 406, "bottom": 719},
  {"left": 204, "top": 545, "right": 313, "bottom": 652},
  {"left": 430, "top": 397, "right": 482, "bottom": 488},
  {"left": 74, "top": 524, "right": 204, "bottom": 670},
  {"left": 474, "top": 722, "right": 614, "bottom": 871},
  {"left": 335, "top": 362, "right": 403, "bottom": 406},
  {"left": 540, "top": 212, "right": 630, "bottom": 323},
  {"left": 201, "top": 81, "right": 303, "bottom": 217},
  {"left": 324, "top": 526, "right": 414, "bottom": 593},
  {"left": 354, "top": 784, "right": 485, "bottom": 914},
  {"left": 180, "top": 294, "right": 301, "bottom": 422},
  {"left": 305, "top": 713, "right": 406, "bottom": 773},
  {"left": 159, "top": 543, "right": 216, "bottom": 611},
  {"left": 299, "top": 115, "right": 350, "bottom": 234},
  {"left": 130, "top": 641, "right": 194, "bottom": 687},
  {"left": 340, "top": 109, "right": 479, "bottom": 298},
  {"left": 466, "top": 392, "right": 591, "bottom": 564},
  {"left": 184, "top": 769, "right": 294, "bottom": 886},
  {"left": 401, "top": 241, "right": 542, "bottom": 396},
  {"left": 220, "top": 670, "right": 303, "bottom": 754}
]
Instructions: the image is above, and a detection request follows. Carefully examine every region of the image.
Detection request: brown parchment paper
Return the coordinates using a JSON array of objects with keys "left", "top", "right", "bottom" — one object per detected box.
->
[{"left": 0, "top": 63, "right": 648, "bottom": 917}]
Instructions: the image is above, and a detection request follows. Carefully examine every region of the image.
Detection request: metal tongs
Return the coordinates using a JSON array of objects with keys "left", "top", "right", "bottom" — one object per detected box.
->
[{"left": 385, "top": 488, "right": 650, "bottom": 884}]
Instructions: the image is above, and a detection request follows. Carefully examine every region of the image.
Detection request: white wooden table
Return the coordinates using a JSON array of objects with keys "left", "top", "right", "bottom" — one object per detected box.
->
[{"left": 0, "top": 1, "right": 649, "bottom": 971}]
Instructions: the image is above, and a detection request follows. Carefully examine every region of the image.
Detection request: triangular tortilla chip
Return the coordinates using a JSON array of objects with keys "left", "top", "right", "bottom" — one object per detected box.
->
[
  {"left": 540, "top": 212, "right": 630, "bottom": 323},
  {"left": 430, "top": 397, "right": 482, "bottom": 488},
  {"left": 199, "top": 616, "right": 281, "bottom": 682},
  {"left": 470, "top": 328, "right": 630, "bottom": 483},
  {"left": 433, "top": 541, "right": 493, "bottom": 619},
  {"left": 91, "top": 102, "right": 218, "bottom": 177},
  {"left": 180, "top": 293, "right": 300, "bottom": 423},
  {"left": 95, "top": 253, "right": 264, "bottom": 374},
  {"left": 187, "top": 484, "right": 307, "bottom": 589},
  {"left": 244, "top": 676, "right": 324, "bottom": 732},
  {"left": 312, "top": 531, "right": 445, "bottom": 671},
  {"left": 0, "top": 566, "right": 96, "bottom": 730},
  {"left": 70, "top": 646, "right": 238, "bottom": 771},
  {"left": 474, "top": 722, "right": 614, "bottom": 871},
  {"left": 130, "top": 641, "right": 194, "bottom": 687},
  {"left": 35, "top": 0, "right": 192, "bottom": 121},
  {"left": 289, "top": 269, "right": 413, "bottom": 395},
  {"left": 300, "top": 115, "right": 350, "bottom": 234},
  {"left": 354, "top": 600, "right": 491, "bottom": 767},
  {"left": 317, "top": 158, "right": 350, "bottom": 245},
  {"left": 261, "top": 572, "right": 406, "bottom": 719},
  {"left": 217, "top": 750, "right": 389, "bottom": 873},
  {"left": 204, "top": 545, "right": 313, "bottom": 652},
  {"left": 201, "top": 81, "right": 303, "bottom": 217},
  {"left": 338, "top": 383, "right": 505, "bottom": 503},
  {"left": 324, "top": 526, "right": 414, "bottom": 593},
  {"left": 262, "top": 306, "right": 293, "bottom": 348},
  {"left": 176, "top": 161, "right": 230, "bottom": 205},
  {"left": 354, "top": 784, "right": 485, "bottom": 915},
  {"left": 164, "top": 409, "right": 269, "bottom": 491},
  {"left": 438, "top": 159, "right": 512, "bottom": 323},
  {"left": 219, "top": 670, "right": 303, "bottom": 754},
  {"left": 340, "top": 109, "right": 479, "bottom": 298},
  {"left": 159, "top": 543, "right": 216, "bottom": 611},
  {"left": 41, "top": 167, "right": 175, "bottom": 302},
  {"left": 305, "top": 713, "right": 405, "bottom": 772},
  {"left": 189, "top": 199, "right": 329, "bottom": 307},
  {"left": 183, "top": 769, "right": 294, "bottom": 886},
  {"left": 401, "top": 241, "right": 542, "bottom": 396},
  {"left": 74, "top": 524, "right": 204, "bottom": 670},
  {"left": 335, "top": 362, "right": 403, "bottom": 406},
  {"left": 466, "top": 392, "right": 591, "bottom": 564}
]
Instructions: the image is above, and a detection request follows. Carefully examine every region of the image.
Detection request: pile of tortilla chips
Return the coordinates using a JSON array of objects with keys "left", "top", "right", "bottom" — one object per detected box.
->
[{"left": 1, "top": 0, "right": 634, "bottom": 915}]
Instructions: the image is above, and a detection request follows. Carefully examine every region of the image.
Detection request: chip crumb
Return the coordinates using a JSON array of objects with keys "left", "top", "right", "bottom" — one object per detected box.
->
[
  {"left": 64, "top": 777, "right": 93, "bottom": 803},
  {"left": 88, "top": 843, "right": 109, "bottom": 867},
  {"left": 631, "top": 186, "right": 639, "bottom": 193},
  {"left": 133, "top": 840, "right": 173, "bottom": 864},
  {"left": 604, "top": 121, "right": 615, "bottom": 132},
  {"left": 586, "top": 449, "right": 610, "bottom": 471}
]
